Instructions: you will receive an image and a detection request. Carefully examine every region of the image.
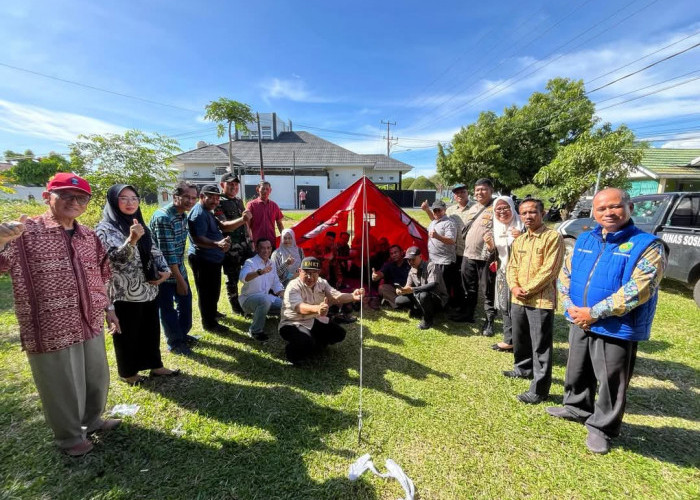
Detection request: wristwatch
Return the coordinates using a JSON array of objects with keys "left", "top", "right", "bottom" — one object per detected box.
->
[
  {"left": 256, "top": 269, "right": 263, "bottom": 276},
  {"left": 105, "top": 304, "right": 115, "bottom": 311}
]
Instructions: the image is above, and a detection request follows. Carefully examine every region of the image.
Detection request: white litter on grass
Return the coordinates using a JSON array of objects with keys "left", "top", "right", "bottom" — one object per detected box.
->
[
  {"left": 349, "top": 453, "right": 415, "bottom": 500},
  {"left": 171, "top": 424, "right": 185, "bottom": 437},
  {"left": 110, "top": 404, "right": 140, "bottom": 417}
]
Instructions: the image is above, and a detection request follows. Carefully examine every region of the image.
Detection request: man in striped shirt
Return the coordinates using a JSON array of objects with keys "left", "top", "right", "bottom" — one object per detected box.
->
[
  {"left": 150, "top": 181, "right": 198, "bottom": 355},
  {"left": 505, "top": 198, "right": 564, "bottom": 404}
]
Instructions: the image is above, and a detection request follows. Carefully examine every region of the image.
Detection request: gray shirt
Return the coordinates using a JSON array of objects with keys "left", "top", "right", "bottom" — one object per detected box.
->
[
  {"left": 427, "top": 215, "right": 456, "bottom": 265},
  {"left": 407, "top": 261, "right": 449, "bottom": 307}
]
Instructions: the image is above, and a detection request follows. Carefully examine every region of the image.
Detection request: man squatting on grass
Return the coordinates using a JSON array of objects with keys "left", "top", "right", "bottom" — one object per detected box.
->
[
  {"left": 279, "top": 257, "right": 364, "bottom": 364},
  {"left": 0, "top": 173, "right": 121, "bottom": 457},
  {"left": 504, "top": 198, "right": 564, "bottom": 405},
  {"left": 548, "top": 188, "right": 666, "bottom": 455}
]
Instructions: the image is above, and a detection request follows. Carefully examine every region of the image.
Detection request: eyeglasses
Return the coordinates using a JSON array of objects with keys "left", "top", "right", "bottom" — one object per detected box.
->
[
  {"left": 118, "top": 196, "right": 140, "bottom": 203},
  {"left": 495, "top": 207, "right": 512, "bottom": 213},
  {"left": 51, "top": 191, "right": 91, "bottom": 206}
]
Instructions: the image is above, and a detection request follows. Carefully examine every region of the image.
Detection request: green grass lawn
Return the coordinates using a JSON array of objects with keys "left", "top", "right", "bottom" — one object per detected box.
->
[{"left": 0, "top": 204, "right": 698, "bottom": 499}]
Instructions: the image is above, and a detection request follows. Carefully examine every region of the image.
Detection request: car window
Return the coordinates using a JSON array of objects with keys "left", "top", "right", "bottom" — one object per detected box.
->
[
  {"left": 668, "top": 195, "right": 700, "bottom": 228},
  {"left": 631, "top": 198, "right": 667, "bottom": 225}
]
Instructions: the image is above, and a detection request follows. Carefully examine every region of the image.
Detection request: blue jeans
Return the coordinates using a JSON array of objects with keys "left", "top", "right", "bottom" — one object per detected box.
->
[
  {"left": 157, "top": 281, "right": 193, "bottom": 349},
  {"left": 240, "top": 293, "right": 281, "bottom": 334}
]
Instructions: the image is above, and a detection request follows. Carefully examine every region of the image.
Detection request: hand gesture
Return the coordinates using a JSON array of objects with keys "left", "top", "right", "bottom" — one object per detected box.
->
[
  {"left": 106, "top": 309, "right": 121, "bottom": 334},
  {"left": 318, "top": 298, "right": 329, "bottom": 317},
  {"left": 285, "top": 255, "right": 295, "bottom": 266},
  {"left": 429, "top": 229, "right": 437, "bottom": 239},
  {"left": 510, "top": 227, "right": 521, "bottom": 238},
  {"left": 421, "top": 200, "right": 429, "bottom": 211},
  {"left": 261, "top": 263, "right": 273, "bottom": 275},
  {"left": 483, "top": 232, "right": 494, "bottom": 245},
  {"left": 396, "top": 286, "right": 412, "bottom": 296},
  {"left": 218, "top": 237, "right": 231, "bottom": 253},
  {"left": 129, "top": 219, "right": 144, "bottom": 245},
  {"left": 511, "top": 286, "right": 528, "bottom": 300},
  {"left": 352, "top": 288, "right": 365, "bottom": 301},
  {"left": 371, "top": 267, "right": 379, "bottom": 281},
  {"left": 242, "top": 210, "right": 252, "bottom": 222},
  {"left": 0, "top": 215, "right": 28, "bottom": 247},
  {"left": 148, "top": 270, "right": 171, "bottom": 286}
]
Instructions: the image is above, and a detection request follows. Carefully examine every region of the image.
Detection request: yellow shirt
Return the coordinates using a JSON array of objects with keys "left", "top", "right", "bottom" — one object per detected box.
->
[{"left": 506, "top": 225, "right": 564, "bottom": 310}]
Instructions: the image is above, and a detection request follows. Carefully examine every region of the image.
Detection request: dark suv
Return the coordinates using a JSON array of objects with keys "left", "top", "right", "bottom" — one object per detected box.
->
[{"left": 557, "top": 192, "right": 700, "bottom": 307}]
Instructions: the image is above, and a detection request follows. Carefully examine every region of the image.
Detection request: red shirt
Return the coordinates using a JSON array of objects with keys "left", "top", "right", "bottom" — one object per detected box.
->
[
  {"left": 0, "top": 212, "right": 111, "bottom": 353},
  {"left": 246, "top": 197, "right": 283, "bottom": 244}
]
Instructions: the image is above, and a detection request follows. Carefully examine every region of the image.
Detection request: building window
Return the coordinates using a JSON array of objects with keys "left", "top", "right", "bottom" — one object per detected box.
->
[
  {"left": 364, "top": 212, "right": 376, "bottom": 226},
  {"left": 335, "top": 173, "right": 339, "bottom": 177},
  {"left": 390, "top": 176, "right": 394, "bottom": 180},
  {"left": 352, "top": 173, "right": 356, "bottom": 177}
]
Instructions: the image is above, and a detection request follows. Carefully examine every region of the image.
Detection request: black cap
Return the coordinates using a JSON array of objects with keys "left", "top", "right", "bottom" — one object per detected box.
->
[
  {"left": 220, "top": 173, "right": 240, "bottom": 183},
  {"left": 300, "top": 257, "right": 321, "bottom": 271},
  {"left": 452, "top": 184, "right": 468, "bottom": 193},
  {"left": 404, "top": 246, "right": 421, "bottom": 259},
  {"left": 431, "top": 199, "right": 447, "bottom": 210},
  {"left": 201, "top": 184, "right": 221, "bottom": 195}
]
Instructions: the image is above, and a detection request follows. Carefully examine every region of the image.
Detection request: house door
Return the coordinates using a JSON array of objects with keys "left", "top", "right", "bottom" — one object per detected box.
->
[{"left": 297, "top": 186, "right": 319, "bottom": 209}]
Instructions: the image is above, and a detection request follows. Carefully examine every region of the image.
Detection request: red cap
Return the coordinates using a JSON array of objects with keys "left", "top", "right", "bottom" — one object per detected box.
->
[{"left": 46, "top": 173, "right": 91, "bottom": 195}]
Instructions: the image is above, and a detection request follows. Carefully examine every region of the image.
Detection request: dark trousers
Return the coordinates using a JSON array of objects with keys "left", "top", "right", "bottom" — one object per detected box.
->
[
  {"left": 113, "top": 300, "right": 163, "bottom": 378},
  {"left": 279, "top": 320, "right": 346, "bottom": 364},
  {"left": 563, "top": 324, "right": 638, "bottom": 439},
  {"left": 157, "top": 281, "right": 192, "bottom": 349},
  {"left": 222, "top": 252, "right": 244, "bottom": 313},
  {"left": 460, "top": 258, "right": 496, "bottom": 321},
  {"left": 395, "top": 291, "right": 442, "bottom": 323},
  {"left": 445, "top": 257, "right": 465, "bottom": 308},
  {"left": 511, "top": 304, "right": 554, "bottom": 397},
  {"left": 501, "top": 296, "right": 513, "bottom": 345},
  {"left": 188, "top": 254, "right": 222, "bottom": 329}
]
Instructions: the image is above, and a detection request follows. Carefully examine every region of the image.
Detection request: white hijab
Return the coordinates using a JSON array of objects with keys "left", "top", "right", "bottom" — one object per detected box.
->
[
  {"left": 274, "top": 228, "right": 303, "bottom": 277},
  {"left": 492, "top": 196, "right": 524, "bottom": 267}
]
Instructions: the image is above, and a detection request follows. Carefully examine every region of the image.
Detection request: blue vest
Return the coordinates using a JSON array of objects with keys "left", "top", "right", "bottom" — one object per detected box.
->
[{"left": 567, "top": 222, "right": 659, "bottom": 341}]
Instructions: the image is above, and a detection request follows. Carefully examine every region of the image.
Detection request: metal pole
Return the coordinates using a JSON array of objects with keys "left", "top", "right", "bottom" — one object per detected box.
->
[
  {"left": 293, "top": 151, "right": 297, "bottom": 209},
  {"left": 256, "top": 112, "right": 264, "bottom": 180},
  {"left": 594, "top": 169, "right": 602, "bottom": 194}
]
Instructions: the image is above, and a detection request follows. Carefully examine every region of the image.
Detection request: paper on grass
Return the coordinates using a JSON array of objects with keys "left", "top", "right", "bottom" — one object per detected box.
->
[{"left": 349, "top": 453, "right": 415, "bottom": 500}]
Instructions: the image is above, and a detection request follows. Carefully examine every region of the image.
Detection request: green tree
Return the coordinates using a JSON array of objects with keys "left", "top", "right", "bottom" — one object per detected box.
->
[
  {"left": 69, "top": 130, "right": 181, "bottom": 200},
  {"left": 534, "top": 125, "right": 645, "bottom": 211},
  {"left": 6, "top": 152, "right": 70, "bottom": 186},
  {"left": 401, "top": 176, "right": 415, "bottom": 189},
  {"left": 437, "top": 78, "right": 596, "bottom": 192},
  {"left": 203, "top": 98, "right": 254, "bottom": 178},
  {"left": 410, "top": 175, "right": 436, "bottom": 190}
]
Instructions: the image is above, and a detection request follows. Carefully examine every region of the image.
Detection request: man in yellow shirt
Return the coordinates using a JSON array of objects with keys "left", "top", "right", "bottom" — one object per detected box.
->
[{"left": 505, "top": 199, "right": 564, "bottom": 404}]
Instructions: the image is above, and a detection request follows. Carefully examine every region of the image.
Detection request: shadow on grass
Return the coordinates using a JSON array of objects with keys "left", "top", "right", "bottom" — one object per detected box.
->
[
  {"left": 0, "top": 275, "right": 15, "bottom": 313},
  {"left": 192, "top": 324, "right": 450, "bottom": 408},
  {"left": 0, "top": 376, "right": 378, "bottom": 499},
  {"left": 658, "top": 278, "right": 694, "bottom": 300},
  {"left": 617, "top": 423, "right": 700, "bottom": 468}
]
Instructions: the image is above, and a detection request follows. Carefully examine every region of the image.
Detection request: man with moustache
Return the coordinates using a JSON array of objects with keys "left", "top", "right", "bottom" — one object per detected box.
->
[
  {"left": 505, "top": 199, "right": 563, "bottom": 405},
  {"left": 549, "top": 188, "right": 666, "bottom": 454},
  {"left": 247, "top": 180, "right": 284, "bottom": 249},
  {"left": 214, "top": 173, "right": 253, "bottom": 315},
  {"left": 371, "top": 244, "right": 411, "bottom": 309},
  {"left": 188, "top": 185, "right": 231, "bottom": 333}
]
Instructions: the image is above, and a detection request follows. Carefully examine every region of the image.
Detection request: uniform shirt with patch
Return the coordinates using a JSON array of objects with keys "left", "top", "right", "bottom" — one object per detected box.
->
[
  {"left": 463, "top": 202, "right": 494, "bottom": 260},
  {"left": 279, "top": 276, "right": 344, "bottom": 330}
]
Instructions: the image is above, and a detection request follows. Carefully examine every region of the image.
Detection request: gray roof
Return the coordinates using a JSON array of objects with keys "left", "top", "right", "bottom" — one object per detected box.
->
[
  {"left": 175, "top": 131, "right": 380, "bottom": 168},
  {"left": 363, "top": 154, "right": 414, "bottom": 172},
  {"left": 175, "top": 144, "right": 246, "bottom": 166}
]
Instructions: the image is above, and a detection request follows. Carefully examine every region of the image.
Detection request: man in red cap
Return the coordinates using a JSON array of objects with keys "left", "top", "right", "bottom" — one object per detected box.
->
[{"left": 0, "top": 172, "right": 121, "bottom": 457}]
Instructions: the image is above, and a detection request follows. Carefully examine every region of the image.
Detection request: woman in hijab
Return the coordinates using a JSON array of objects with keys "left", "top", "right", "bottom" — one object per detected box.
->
[
  {"left": 483, "top": 195, "right": 524, "bottom": 352},
  {"left": 272, "top": 228, "right": 304, "bottom": 286},
  {"left": 96, "top": 185, "right": 179, "bottom": 385}
]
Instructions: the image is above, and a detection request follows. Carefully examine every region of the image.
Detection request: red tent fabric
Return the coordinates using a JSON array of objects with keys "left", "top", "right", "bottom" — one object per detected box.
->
[{"left": 284, "top": 176, "right": 429, "bottom": 258}]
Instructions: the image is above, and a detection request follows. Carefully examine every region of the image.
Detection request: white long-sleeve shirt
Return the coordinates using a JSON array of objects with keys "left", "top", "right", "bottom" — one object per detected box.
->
[{"left": 239, "top": 254, "right": 284, "bottom": 304}]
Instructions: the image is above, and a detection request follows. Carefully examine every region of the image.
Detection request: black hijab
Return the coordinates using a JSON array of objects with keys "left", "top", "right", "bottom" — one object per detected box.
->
[{"left": 102, "top": 184, "right": 158, "bottom": 281}]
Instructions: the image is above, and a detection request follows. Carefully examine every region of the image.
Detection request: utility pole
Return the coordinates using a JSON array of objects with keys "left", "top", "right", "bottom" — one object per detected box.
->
[
  {"left": 256, "top": 112, "right": 265, "bottom": 180},
  {"left": 381, "top": 120, "right": 397, "bottom": 157}
]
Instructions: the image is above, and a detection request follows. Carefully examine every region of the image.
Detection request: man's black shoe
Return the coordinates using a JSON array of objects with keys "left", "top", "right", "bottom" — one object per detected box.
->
[
  {"left": 169, "top": 344, "right": 193, "bottom": 356},
  {"left": 502, "top": 370, "right": 533, "bottom": 380},
  {"left": 249, "top": 331, "right": 269, "bottom": 341},
  {"left": 545, "top": 406, "right": 586, "bottom": 424},
  {"left": 408, "top": 309, "right": 421, "bottom": 319},
  {"left": 418, "top": 320, "right": 432, "bottom": 330},
  {"left": 448, "top": 313, "right": 475, "bottom": 323},
  {"left": 215, "top": 311, "right": 226, "bottom": 319},
  {"left": 203, "top": 323, "right": 229, "bottom": 334},
  {"left": 185, "top": 335, "right": 200, "bottom": 345},
  {"left": 517, "top": 392, "right": 546, "bottom": 404},
  {"left": 586, "top": 431, "right": 611, "bottom": 454},
  {"left": 481, "top": 320, "right": 494, "bottom": 337}
]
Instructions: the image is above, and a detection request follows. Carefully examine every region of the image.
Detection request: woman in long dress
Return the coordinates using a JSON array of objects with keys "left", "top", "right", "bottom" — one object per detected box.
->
[
  {"left": 96, "top": 185, "right": 179, "bottom": 385},
  {"left": 272, "top": 228, "right": 304, "bottom": 287},
  {"left": 483, "top": 195, "right": 523, "bottom": 352}
]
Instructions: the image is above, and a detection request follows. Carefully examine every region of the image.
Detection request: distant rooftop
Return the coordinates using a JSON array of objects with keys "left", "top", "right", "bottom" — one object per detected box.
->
[{"left": 638, "top": 148, "right": 700, "bottom": 178}]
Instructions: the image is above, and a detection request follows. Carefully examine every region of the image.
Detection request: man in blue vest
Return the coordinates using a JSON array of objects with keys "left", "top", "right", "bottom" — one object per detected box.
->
[{"left": 550, "top": 188, "right": 666, "bottom": 454}]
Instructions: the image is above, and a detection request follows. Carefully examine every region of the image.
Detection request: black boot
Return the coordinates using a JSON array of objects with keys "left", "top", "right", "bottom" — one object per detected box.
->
[{"left": 481, "top": 319, "right": 494, "bottom": 337}]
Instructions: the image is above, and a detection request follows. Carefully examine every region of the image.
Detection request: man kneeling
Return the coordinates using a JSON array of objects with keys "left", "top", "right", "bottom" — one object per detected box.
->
[
  {"left": 395, "top": 246, "right": 449, "bottom": 330},
  {"left": 279, "top": 257, "right": 364, "bottom": 364}
]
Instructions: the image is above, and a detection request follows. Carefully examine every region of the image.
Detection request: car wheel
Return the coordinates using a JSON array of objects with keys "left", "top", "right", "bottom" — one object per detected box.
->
[{"left": 694, "top": 279, "right": 700, "bottom": 308}]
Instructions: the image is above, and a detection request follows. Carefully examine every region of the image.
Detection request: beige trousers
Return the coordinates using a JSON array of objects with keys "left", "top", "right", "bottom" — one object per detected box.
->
[{"left": 27, "top": 334, "right": 110, "bottom": 449}]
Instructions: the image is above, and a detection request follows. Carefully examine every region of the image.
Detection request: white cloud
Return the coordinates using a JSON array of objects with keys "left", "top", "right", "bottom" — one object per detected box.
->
[
  {"left": 0, "top": 99, "right": 125, "bottom": 143},
  {"left": 260, "top": 77, "right": 333, "bottom": 103},
  {"left": 660, "top": 132, "right": 700, "bottom": 148},
  {"left": 334, "top": 126, "right": 457, "bottom": 155}
]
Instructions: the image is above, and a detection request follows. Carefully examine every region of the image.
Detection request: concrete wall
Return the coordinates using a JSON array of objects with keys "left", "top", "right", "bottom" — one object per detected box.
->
[
  {"left": 327, "top": 166, "right": 364, "bottom": 189},
  {"left": 0, "top": 185, "right": 46, "bottom": 201},
  {"left": 239, "top": 174, "right": 342, "bottom": 210}
]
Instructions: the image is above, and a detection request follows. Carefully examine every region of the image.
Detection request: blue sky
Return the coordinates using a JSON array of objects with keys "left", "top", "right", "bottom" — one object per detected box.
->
[{"left": 1, "top": 0, "right": 699, "bottom": 177}]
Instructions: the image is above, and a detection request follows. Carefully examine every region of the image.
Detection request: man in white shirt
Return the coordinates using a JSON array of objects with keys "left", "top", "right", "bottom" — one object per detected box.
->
[{"left": 239, "top": 238, "right": 284, "bottom": 341}]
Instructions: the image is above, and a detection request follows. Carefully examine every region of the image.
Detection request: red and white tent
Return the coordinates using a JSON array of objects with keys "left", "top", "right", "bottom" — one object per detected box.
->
[{"left": 284, "top": 177, "right": 429, "bottom": 257}]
